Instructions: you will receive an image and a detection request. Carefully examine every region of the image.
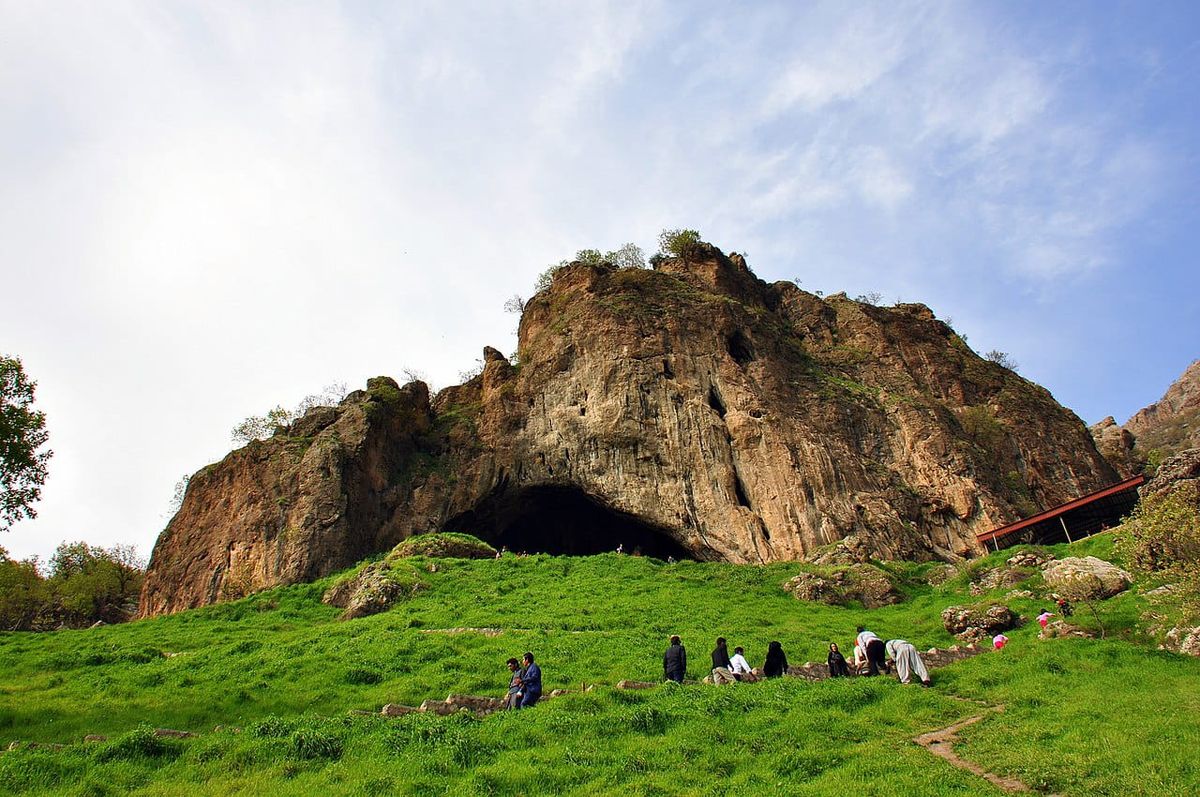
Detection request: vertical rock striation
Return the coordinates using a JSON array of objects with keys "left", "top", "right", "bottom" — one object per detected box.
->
[{"left": 141, "top": 243, "right": 1118, "bottom": 615}]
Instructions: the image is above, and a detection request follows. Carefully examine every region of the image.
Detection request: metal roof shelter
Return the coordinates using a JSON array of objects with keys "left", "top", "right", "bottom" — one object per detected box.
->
[{"left": 976, "top": 475, "right": 1146, "bottom": 552}]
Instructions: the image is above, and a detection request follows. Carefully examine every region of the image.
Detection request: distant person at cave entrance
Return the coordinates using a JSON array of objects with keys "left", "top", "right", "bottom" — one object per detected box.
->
[
  {"left": 505, "top": 657, "right": 524, "bottom": 709},
  {"left": 519, "top": 652, "right": 542, "bottom": 708},
  {"left": 664, "top": 635, "right": 687, "bottom": 683},
  {"left": 711, "top": 637, "right": 736, "bottom": 684},
  {"left": 827, "top": 643, "right": 851, "bottom": 677},
  {"left": 763, "top": 641, "right": 789, "bottom": 678},
  {"left": 885, "top": 639, "right": 930, "bottom": 687},
  {"left": 856, "top": 627, "right": 888, "bottom": 676}
]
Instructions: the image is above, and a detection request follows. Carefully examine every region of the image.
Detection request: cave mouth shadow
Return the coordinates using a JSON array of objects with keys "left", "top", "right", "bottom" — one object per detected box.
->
[{"left": 442, "top": 483, "right": 695, "bottom": 560}]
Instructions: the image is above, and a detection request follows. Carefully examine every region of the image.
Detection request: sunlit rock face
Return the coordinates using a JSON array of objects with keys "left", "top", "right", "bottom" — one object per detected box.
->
[{"left": 140, "top": 243, "right": 1116, "bottom": 615}]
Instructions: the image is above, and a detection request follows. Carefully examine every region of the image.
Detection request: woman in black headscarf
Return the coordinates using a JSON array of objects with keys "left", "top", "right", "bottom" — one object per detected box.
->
[
  {"left": 827, "top": 642, "right": 851, "bottom": 677},
  {"left": 763, "top": 641, "right": 788, "bottom": 678}
]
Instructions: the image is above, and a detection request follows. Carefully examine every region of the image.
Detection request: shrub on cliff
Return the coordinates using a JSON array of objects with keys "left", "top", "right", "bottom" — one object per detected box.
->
[
  {"left": 1118, "top": 482, "right": 1200, "bottom": 622},
  {"left": 657, "top": 228, "right": 701, "bottom": 257}
]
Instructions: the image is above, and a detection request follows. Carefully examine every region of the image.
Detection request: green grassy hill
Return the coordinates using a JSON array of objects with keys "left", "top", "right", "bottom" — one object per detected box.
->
[{"left": 2, "top": 536, "right": 1198, "bottom": 795}]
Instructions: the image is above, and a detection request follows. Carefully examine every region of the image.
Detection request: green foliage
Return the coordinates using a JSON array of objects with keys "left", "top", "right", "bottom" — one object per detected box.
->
[
  {"left": 984, "top": 349, "right": 1019, "bottom": 371},
  {"left": 0, "top": 354, "right": 52, "bottom": 532},
  {"left": 0, "top": 541, "right": 144, "bottom": 630},
  {"left": 959, "top": 404, "right": 1006, "bottom": 454},
  {"left": 389, "top": 532, "right": 496, "bottom": 560},
  {"left": 1118, "top": 482, "right": 1200, "bottom": 622},
  {"left": 231, "top": 383, "right": 347, "bottom": 445},
  {"left": 0, "top": 538, "right": 1196, "bottom": 794},
  {"left": 657, "top": 228, "right": 701, "bottom": 257},
  {"left": 96, "top": 725, "right": 174, "bottom": 762},
  {"left": 533, "top": 243, "right": 647, "bottom": 294}
]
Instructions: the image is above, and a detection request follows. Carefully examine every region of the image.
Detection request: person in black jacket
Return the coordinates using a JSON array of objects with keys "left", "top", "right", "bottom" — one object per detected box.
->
[
  {"left": 711, "top": 637, "right": 736, "bottom": 684},
  {"left": 827, "top": 642, "right": 851, "bottom": 677},
  {"left": 664, "top": 635, "right": 687, "bottom": 683},
  {"left": 763, "top": 640, "right": 788, "bottom": 678}
]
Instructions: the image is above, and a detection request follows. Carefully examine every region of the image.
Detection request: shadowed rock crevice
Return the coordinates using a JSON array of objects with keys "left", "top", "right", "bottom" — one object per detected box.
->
[{"left": 442, "top": 484, "right": 695, "bottom": 559}]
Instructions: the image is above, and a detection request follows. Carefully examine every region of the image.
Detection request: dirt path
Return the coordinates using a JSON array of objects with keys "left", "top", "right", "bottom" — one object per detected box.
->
[{"left": 913, "top": 705, "right": 1056, "bottom": 795}]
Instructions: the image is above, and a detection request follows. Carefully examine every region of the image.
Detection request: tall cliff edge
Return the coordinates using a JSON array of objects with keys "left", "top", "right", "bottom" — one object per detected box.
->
[{"left": 140, "top": 243, "right": 1117, "bottom": 615}]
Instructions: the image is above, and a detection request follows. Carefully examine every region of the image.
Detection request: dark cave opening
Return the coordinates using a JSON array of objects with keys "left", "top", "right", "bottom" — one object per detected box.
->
[{"left": 442, "top": 484, "right": 695, "bottom": 560}]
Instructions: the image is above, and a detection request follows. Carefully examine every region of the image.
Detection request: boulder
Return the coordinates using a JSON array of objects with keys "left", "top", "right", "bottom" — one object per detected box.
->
[
  {"left": 969, "top": 566, "right": 1027, "bottom": 596},
  {"left": 1042, "top": 557, "right": 1132, "bottom": 600},
  {"left": 1143, "top": 448, "right": 1200, "bottom": 499},
  {"left": 615, "top": 679, "right": 656, "bottom": 690},
  {"left": 942, "top": 604, "right": 1018, "bottom": 642},
  {"left": 322, "top": 562, "right": 425, "bottom": 620},
  {"left": 418, "top": 699, "right": 458, "bottom": 716},
  {"left": 805, "top": 534, "right": 872, "bottom": 566},
  {"left": 782, "top": 564, "right": 900, "bottom": 608},
  {"left": 925, "top": 563, "right": 958, "bottom": 586},
  {"left": 380, "top": 704, "right": 417, "bottom": 717},
  {"left": 1006, "top": 550, "right": 1054, "bottom": 569},
  {"left": 390, "top": 533, "right": 497, "bottom": 560},
  {"left": 446, "top": 694, "right": 505, "bottom": 713},
  {"left": 1163, "top": 626, "right": 1200, "bottom": 657},
  {"left": 1040, "top": 619, "right": 1095, "bottom": 639}
]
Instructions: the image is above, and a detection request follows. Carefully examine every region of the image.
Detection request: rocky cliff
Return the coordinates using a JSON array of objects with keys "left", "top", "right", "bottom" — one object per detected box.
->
[
  {"left": 140, "top": 242, "right": 1118, "bottom": 615},
  {"left": 1124, "top": 359, "right": 1200, "bottom": 459}
]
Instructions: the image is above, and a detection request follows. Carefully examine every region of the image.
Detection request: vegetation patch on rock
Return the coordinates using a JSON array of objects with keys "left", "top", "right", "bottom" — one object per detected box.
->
[
  {"left": 783, "top": 563, "right": 900, "bottom": 608},
  {"left": 322, "top": 560, "right": 427, "bottom": 620},
  {"left": 389, "top": 533, "right": 497, "bottom": 560}
]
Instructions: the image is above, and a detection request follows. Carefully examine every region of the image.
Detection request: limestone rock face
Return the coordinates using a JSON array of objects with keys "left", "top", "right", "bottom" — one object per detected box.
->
[
  {"left": 1142, "top": 448, "right": 1200, "bottom": 500},
  {"left": 1089, "top": 416, "right": 1140, "bottom": 478},
  {"left": 1124, "top": 359, "right": 1200, "bottom": 458},
  {"left": 141, "top": 244, "right": 1119, "bottom": 615},
  {"left": 139, "top": 379, "right": 433, "bottom": 616},
  {"left": 1042, "top": 556, "right": 1132, "bottom": 600}
]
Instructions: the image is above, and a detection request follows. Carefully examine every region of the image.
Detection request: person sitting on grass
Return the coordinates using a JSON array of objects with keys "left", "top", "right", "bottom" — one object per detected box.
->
[
  {"left": 664, "top": 635, "right": 687, "bottom": 683},
  {"left": 763, "top": 640, "right": 789, "bottom": 678},
  {"left": 711, "top": 637, "right": 736, "bottom": 684},
  {"left": 1037, "top": 609, "right": 1054, "bottom": 629},
  {"left": 519, "top": 652, "right": 542, "bottom": 707},
  {"left": 884, "top": 639, "right": 930, "bottom": 687},
  {"left": 505, "top": 657, "right": 524, "bottom": 709},
  {"left": 827, "top": 642, "right": 851, "bottom": 677},
  {"left": 730, "top": 646, "right": 755, "bottom": 682},
  {"left": 856, "top": 626, "right": 889, "bottom": 676}
]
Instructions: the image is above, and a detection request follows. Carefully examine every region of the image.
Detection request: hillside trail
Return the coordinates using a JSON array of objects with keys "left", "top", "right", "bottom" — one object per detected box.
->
[{"left": 913, "top": 699, "right": 1059, "bottom": 796}]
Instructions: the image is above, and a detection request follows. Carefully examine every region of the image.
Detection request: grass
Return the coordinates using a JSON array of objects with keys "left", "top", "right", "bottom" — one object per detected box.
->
[{"left": 1, "top": 535, "right": 1198, "bottom": 795}]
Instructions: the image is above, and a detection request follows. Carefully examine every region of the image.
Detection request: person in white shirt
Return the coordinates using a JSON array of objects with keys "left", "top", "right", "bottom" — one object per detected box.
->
[
  {"left": 855, "top": 627, "right": 889, "bottom": 676},
  {"left": 729, "top": 646, "right": 755, "bottom": 682}
]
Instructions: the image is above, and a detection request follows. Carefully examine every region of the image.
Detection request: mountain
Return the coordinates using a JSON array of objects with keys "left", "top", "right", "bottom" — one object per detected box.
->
[
  {"left": 140, "top": 242, "right": 1116, "bottom": 615},
  {"left": 1125, "top": 359, "right": 1200, "bottom": 460}
]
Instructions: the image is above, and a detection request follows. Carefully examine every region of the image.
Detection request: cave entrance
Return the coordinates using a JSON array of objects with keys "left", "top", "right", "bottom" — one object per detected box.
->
[{"left": 442, "top": 484, "right": 695, "bottom": 560}]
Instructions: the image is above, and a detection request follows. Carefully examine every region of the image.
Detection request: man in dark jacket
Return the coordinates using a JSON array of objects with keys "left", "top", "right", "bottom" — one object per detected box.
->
[
  {"left": 711, "top": 637, "right": 736, "bottom": 684},
  {"left": 663, "top": 635, "right": 687, "bottom": 683},
  {"left": 519, "top": 652, "right": 542, "bottom": 708}
]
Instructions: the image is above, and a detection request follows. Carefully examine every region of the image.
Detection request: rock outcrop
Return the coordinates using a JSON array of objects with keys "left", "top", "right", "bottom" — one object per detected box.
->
[
  {"left": 1124, "top": 359, "right": 1200, "bottom": 459},
  {"left": 1089, "top": 417, "right": 1140, "bottom": 478},
  {"left": 1042, "top": 556, "right": 1132, "bottom": 600},
  {"left": 141, "top": 243, "right": 1119, "bottom": 615},
  {"left": 941, "top": 604, "right": 1018, "bottom": 642}
]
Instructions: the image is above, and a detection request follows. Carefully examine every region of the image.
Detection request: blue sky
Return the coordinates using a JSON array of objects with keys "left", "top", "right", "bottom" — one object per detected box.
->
[{"left": 2, "top": 1, "right": 1198, "bottom": 561}]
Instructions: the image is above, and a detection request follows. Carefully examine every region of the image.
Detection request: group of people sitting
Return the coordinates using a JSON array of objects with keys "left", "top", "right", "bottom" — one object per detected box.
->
[
  {"left": 665, "top": 626, "right": 932, "bottom": 687},
  {"left": 504, "top": 651, "right": 542, "bottom": 709}
]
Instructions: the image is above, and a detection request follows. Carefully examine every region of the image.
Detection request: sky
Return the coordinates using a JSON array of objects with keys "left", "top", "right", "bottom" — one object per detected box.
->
[{"left": 2, "top": 1, "right": 1198, "bottom": 563}]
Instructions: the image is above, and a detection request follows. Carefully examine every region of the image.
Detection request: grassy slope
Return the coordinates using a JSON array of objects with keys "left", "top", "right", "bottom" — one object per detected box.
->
[{"left": 1, "top": 536, "right": 1198, "bottom": 795}]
